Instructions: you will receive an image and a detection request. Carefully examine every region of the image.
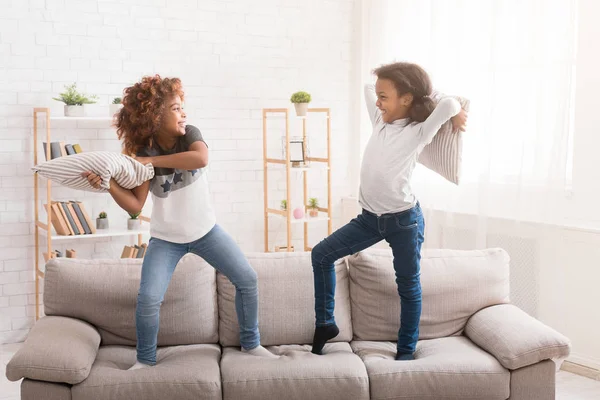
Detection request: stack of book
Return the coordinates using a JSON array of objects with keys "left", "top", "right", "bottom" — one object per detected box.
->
[
  {"left": 121, "top": 244, "right": 147, "bottom": 259},
  {"left": 44, "top": 201, "right": 96, "bottom": 236},
  {"left": 43, "top": 142, "right": 83, "bottom": 160},
  {"left": 43, "top": 249, "right": 76, "bottom": 262}
]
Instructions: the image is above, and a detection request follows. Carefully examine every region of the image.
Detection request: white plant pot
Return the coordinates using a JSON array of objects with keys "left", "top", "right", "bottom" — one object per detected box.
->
[
  {"left": 294, "top": 103, "right": 309, "bottom": 117},
  {"left": 64, "top": 105, "right": 84, "bottom": 117},
  {"left": 127, "top": 218, "right": 141, "bottom": 230},
  {"left": 109, "top": 103, "right": 123, "bottom": 117},
  {"left": 96, "top": 218, "right": 108, "bottom": 230}
]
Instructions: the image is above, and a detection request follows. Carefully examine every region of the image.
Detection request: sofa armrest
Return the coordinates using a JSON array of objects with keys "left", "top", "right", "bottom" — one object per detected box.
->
[
  {"left": 464, "top": 304, "right": 570, "bottom": 370},
  {"left": 6, "top": 316, "right": 101, "bottom": 384}
]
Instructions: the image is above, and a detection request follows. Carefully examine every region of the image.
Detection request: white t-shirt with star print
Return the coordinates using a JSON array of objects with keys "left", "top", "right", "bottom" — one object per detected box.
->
[{"left": 137, "top": 125, "right": 216, "bottom": 243}]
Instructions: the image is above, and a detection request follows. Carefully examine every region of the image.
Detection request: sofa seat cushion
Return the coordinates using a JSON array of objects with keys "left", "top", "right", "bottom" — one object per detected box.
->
[
  {"left": 351, "top": 336, "right": 510, "bottom": 400},
  {"left": 220, "top": 342, "right": 369, "bottom": 400},
  {"left": 71, "top": 345, "right": 221, "bottom": 400}
]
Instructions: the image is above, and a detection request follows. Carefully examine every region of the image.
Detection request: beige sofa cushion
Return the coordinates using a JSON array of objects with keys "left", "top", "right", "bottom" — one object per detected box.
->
[
  {"left": 465, "top": 304, "right": 571, "bottom": 370},
  {"left": 348, "top": 248, "right": 510, "bottom": 341},
  {"left": 220, "top": 342, "right": 369, "bottom": 400},
  {"left": 218, "top": 252, "right": 352, "bottom": 347},
  {"left": 351, "top": 337, "right": 510, "bottom": 400},
  {"left": 43, "top": 254, "right": 218, "bottom": 346},
  {"left": 71, "top": 344, "right": 221, "bottom": 400},
  {"left": 6, "top": 316, "right": 99, "bottom": 384}
]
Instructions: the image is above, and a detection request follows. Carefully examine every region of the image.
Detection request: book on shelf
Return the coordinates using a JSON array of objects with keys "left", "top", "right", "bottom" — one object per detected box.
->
[
  {"left": 42, "top": 142, "right": 83, "bottom": 161},
  {"left": 66, "top": 202, "right": 85, "bottom": 234},
  {"left": 71, "top": 201, "right": 96, "bottom": 234},
  {"left": 43, "top": 203, "right": 70, "bottom": 236},
  {"left": 43, "top": 251, "right": 56, "bottom": 262}
]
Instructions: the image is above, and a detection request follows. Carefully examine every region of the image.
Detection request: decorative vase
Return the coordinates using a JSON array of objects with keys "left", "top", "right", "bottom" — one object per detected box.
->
[
  {"left": 96, "top": 218, "right": 108, "bottom": 230},
  {"left": 294, "top": 103, "right": 308, "bottom": 117},
  {"left": 127, "top": 218, "right": 141, "bottom": 230},
  {"left": 309, "top": 209, "right": 318, "bottom": 218},
  {"left": 64, "top": 105, "right": 84, "bottom": 117}
]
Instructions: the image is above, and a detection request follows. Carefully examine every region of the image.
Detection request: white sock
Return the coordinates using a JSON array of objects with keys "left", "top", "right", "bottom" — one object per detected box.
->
[
  {"left": 128, "top": 361, "right": 151, "bottom": 370},
  {"left": 242, "top": 345, "right": 279, "bottom": 359}
]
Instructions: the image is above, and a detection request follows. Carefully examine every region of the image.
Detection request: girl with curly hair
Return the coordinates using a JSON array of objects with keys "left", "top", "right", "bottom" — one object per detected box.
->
[
  {"left": 83, "top": 75, "right": 277, "bottom": 369},
  {"left": 310, "top": 62, "right": 467, "bottom": 360}
]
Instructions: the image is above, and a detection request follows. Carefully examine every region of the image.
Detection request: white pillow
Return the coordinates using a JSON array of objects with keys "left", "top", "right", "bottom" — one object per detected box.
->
[
  {"left": 418, "top": 92, "right": 470, "bottom": 185},
  {"left": 32, "top": 152, "right": 154, "bottom": 192}
]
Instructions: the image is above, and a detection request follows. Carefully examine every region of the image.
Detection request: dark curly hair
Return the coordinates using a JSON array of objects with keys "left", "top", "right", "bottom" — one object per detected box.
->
[
  {"left": 373, "top": 62, "right": 434, "bottom": 123},
  {"left": 115, "top": 75, "right": 184, "bottom": 155}
]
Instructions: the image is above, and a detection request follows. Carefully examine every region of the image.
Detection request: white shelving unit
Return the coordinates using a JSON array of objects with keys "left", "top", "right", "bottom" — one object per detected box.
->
[{"left": 262, "top": 107, "right": 332, "bottom": 252}]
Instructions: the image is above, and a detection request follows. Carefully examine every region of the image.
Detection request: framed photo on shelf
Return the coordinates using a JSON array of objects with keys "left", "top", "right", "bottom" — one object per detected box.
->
[{"left": 282, "top": 136, "right": 305, "bottom": 164}]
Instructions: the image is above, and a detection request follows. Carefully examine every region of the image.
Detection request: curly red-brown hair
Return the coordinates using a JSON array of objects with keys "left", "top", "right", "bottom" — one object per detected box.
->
[{"left": 115, "top": 75, "right": 184, "bottom": 155}]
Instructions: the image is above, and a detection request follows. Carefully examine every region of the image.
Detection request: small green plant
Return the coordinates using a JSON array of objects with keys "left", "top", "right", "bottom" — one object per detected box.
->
[
  {"left": 53, "top": 83, "right": 98, "bottom": 106},
  {"left": 290, "top": 91, "right": 311, "bottom": 104},
  {"left": 112, "top": 97, "right": 122, "bottom": 104},
  {"left": 308, "top": 197, "right": 319, "bottom": 209},
  {"left": 280, "top": 200, "right": 287, "bottom": 210},
  {"left": 128, "top": 211, "right": 141, "bottom": 219},
  {"left": 98, "top": 211, "right": 107, "bottom": 219}
]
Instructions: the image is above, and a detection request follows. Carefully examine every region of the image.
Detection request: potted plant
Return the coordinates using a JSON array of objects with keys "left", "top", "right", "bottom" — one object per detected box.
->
[
  {"left": 96, "top": 211, "right": 108, "bottom": 230},
  {"left": 110, "top": 97, "right": 123, "bottom": 116},
  {"left": 52, "top": 83, "right": 98, "bottom": 117},
  {"left": 127, "top": 211, "right": 141, "bottom": 230},
  {"left": 280, "top": 199, "right": 287, "bottom": 211},
  {"left": 290, "top": 91, "right": 311, "bottom": 117},
  {"left": 308, "top": 197, "right": 319, "bottom": 218}
]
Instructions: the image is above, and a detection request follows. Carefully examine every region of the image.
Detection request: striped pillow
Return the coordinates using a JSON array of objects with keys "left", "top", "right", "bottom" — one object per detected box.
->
[
  {"left": 418, "top": 92, "right": 470, "bottom": 185},
  {"left": 32, "top": 152, "right": 154, "bottom": 192}
]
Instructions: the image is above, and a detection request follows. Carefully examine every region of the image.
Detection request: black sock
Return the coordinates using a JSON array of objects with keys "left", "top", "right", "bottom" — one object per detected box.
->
[
  {"left": 311, "top": 324, "right": 339, "bottom": 355},
  {"left": 395, "top": 352, "right": 415, "bottom": 361}
]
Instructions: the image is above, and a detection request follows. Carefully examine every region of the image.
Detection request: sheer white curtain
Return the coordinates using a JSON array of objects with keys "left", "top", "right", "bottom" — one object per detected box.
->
[{"left": 356, "top": 0, "right": 578, "bottom": 317}]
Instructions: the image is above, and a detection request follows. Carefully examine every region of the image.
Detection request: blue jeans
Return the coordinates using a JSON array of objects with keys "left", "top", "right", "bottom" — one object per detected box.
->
[
  {"left": 312, "top": 203, "right": 425, "bottom": 354},
  {"left": 136, "top": 224, "right": 259, "bottom": 365}
]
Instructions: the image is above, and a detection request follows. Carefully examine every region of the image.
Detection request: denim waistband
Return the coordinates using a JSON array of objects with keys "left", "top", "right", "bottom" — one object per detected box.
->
[{"left": 362, "top": 202, "right": 421, "bottom": 218}]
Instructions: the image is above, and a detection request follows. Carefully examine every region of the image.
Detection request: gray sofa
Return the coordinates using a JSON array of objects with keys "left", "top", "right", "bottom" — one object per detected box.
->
[{"left": 6, "top": 248, "right": 571, "bottom": 400}]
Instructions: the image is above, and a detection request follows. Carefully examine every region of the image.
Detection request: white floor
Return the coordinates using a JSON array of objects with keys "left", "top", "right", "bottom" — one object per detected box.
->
[{"left": 2, "top": 343, "right": 600, "bottom": 399}]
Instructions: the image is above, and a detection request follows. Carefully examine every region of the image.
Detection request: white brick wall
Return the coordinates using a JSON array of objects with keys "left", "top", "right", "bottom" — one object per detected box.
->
[{"left": 0, "top": 0, "right": 358, "bottom": 343}]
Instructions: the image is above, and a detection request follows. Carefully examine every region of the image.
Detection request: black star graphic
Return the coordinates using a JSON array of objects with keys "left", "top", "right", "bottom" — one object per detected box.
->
[
  {"left": 188, "top": 169, "right": 198, "bottom": 176},
  {"left": 173, "top": 172, "right": 183, "bottom": 184},
  {"left": 161, "top": 180, "right": 172, "bottom": 193}
]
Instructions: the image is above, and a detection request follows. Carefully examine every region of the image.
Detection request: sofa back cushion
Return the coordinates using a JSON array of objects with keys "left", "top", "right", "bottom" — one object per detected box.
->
[
  {"left": 347, "top": 248, "right": 510, "bottom": 341},
  {"left": 43, "top": 254, "right": 218, "bottom": 346},
  {"left": 217, "top": 252, "right": 352, "bottom": 347}
]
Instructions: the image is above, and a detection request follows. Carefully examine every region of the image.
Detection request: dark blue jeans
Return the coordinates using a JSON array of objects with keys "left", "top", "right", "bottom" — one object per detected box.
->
[{"left": 311, "top": 203, "right": 425, "bottom": 354}]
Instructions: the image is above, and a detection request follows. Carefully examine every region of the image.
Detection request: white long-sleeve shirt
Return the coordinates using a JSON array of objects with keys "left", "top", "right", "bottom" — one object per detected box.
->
[{"left": 359, "top": 84, "right": 461, "bottom": 215}]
